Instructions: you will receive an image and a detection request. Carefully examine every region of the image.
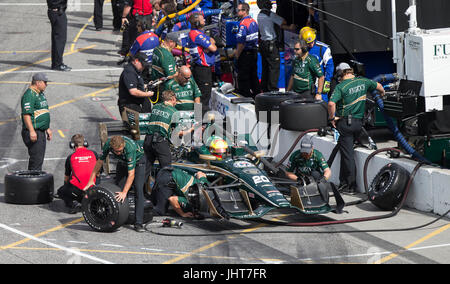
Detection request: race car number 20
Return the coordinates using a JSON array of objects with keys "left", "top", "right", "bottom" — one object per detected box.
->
[{"left": 252, "top": 175, "right": 270, "bottom": 184}]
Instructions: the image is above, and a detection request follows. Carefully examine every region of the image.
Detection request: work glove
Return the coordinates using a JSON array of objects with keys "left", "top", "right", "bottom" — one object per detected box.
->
[{"left": 323, "top": 81, "right": 331, "bottom": 94}]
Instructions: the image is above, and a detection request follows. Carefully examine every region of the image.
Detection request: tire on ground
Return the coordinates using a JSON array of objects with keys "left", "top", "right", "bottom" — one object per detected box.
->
[
  {"left": 82, "top": 182, "right": 129, "bottom": 232},
  {"left": 368, "top": 163, "right": 410, "bottom": 210},
  {"left": 254, "top": 91, "right": 299, "bottom": 123},
  {"left": 4, "top": 171, "right": 54, "bottom": 204},
  {"left": 279, "top": 99, "right": 328, "bottom": 131}
]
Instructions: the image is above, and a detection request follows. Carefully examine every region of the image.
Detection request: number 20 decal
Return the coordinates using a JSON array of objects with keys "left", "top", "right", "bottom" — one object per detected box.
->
[{"left": 253, "top": 176, "right": 270, "bottom": 184}]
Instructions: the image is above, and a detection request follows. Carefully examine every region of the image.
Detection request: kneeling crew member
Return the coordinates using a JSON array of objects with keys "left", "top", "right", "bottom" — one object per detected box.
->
[
  {"left": 328, "top": 62, "right": 385, "bottom": 194},
  {"left": 57, "top": 134, "right": 98, "bottom": 213},
  {"left": 118, "top": 52, "right": 154, "bottom": 115},
  {"left": 84, "top": 135, "right": 148, "bottom": 232},
  {"left": 287, "top": 40, "right": 324, "bottom": 101},
  {"left": 285, "top": 136, "right": 331, "bottom": 182},
  {"left": 152, "top": 168, "right": 208, "bottom": 217}
]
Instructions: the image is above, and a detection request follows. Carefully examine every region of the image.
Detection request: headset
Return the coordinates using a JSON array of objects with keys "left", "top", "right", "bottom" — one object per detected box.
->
[{"left": 69, "top": 134, "right": 89, "bottom": 149}]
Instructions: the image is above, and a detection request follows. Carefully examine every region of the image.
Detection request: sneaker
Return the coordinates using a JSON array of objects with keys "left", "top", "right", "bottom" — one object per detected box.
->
[
  {"left": 68, "top": 201, "right": 82, "bottom": 214},
  {"left": 134, "top": 223, "right": 145, "bottom": 233},
  {"left": 52, "top": 64, "right": 72, "bottom": 71},
  {"left": 343, "top": 187, "right": 357, "bottom": 195}
]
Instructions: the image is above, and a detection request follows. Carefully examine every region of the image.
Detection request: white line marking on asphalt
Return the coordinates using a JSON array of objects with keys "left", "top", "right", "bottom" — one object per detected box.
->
[
  {"left": 101, "top": 243, "right": 124, "bottom": 248},
  {"left": 0, "top": 223, "right": 114, "bottom": 264}
]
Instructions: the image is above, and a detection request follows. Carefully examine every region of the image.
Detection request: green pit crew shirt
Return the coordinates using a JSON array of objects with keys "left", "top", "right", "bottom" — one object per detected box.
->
[
  {"left": 100, "top": 136, "right": 145, "bottom": 171},
  {"left": 291, "top": 54, "right": 323, "bottom": 93},
  {"left": 164, "top": 78, "right": 202, "bottom": 111},
  {"left": 21, "top": 88, "right": 50, "bottom": 131},
  {"left": 146, "top": 102, "right": 178, "bottom": 139},
  {"left": 151, "top": 46, "right": 177, "bottom": 81},
  {"left": 287, "top": 149, "right": 329, "bottom": 177},
  {"left": 171, "top": 168, "right": 208, "bottom": 210},
  {"left": 330, "top": 77, "right": 378, "bottom": 119}
]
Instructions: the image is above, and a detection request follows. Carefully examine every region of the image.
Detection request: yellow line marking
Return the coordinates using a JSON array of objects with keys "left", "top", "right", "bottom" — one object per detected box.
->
[
  {"left": 375, "top": 223, "right": 450, "bottom": 264},
  {"left": 71, "top": 16, "right": 94, "bottom": 52},
  {"left": 0, "top": 45, "right": 97, "bottom": 77},
  {"left": 0, "top": 218, "right": 84, "bottom": 250},
  {"left": 163, "top": 214, "right": 290, "bottom": 264},
  {"left": 58, "top": 130, "right": 65, "bottom": 138},
  {"left": 0, "top": 84, "right": 117, "bottom": 126}
]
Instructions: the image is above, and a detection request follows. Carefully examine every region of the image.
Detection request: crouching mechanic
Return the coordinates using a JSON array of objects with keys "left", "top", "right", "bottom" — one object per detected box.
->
[
  {"left": 151, "top": 168, "right": 208, "bottom": 218},
  {"left": 285, "top": 136, "right": 330, "bottom": 182},
  {"left": 57, "top": 134, "right": 98, "bottom": 214},
  {"left": 285, "top": 135, "right": 345, "bottom": 213},
  {"left": 84, "top": 135, "right": 148, "bottom": 232}
]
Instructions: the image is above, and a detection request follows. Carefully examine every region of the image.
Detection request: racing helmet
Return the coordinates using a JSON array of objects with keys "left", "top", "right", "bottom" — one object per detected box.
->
[
  {"left": 207, "top": 136, "right": 228, "bottom": 159},
  {"left": 300, "top": 26, "right": 317, "bottom": 44}
]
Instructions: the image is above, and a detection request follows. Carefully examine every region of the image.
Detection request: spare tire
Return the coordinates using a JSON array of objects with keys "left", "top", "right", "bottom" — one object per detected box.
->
[
  {"left": 4, "top": 171, "right": 54, "bottom": 204},
  {"left": 368, "top": 163, "right": 410, "bottom": 211},
  {"left": 255, "top": 91, "right": 299, "bottom": 123},
  {"left": 280, "top": 99, "right": 328, "bottom": 131},
  {"left": 82, "top": 182, "right": 129, "bottom": 232}
]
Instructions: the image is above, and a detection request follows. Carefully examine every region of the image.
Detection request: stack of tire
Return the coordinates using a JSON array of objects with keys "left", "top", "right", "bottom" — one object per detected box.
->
[
  {"left": 4, "top": 171, "right": 54, "bottom": 204},
  {"left": 81, "top": 182, "right": 153, "bottom": 232},
  {"left": 255, "top": 92, "right": 328, "bottom": 131}
]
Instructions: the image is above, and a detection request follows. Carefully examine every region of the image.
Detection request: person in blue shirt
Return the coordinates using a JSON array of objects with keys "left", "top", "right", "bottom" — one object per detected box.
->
[
  {"left": 129, "top": 17, "right": 160, "bottom": 63},
  {"left": 300, "top": 26, "right": 335, "bottom": 101},
  {"left": 231, "top": 2, "right": 261, "bottom": 97},
  {"left": 187, "top": 13, "right": 217, "bottom": 113}
]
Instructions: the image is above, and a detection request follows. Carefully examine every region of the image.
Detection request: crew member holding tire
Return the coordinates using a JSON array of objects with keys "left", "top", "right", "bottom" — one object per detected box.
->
[
  {"left": 84, "top": 135, "right": 148, "bottom": 232},
  {"left": 287, "top": 40, "right": 324, "bottom": 101},
  {"left": 151, "top": 168, "right": 208, "bottom": 218},
  {"left": 57, "top": 134, "right": 98, "bottom": 214},
  {"left": 285, "top": 136, "right": 331, "bottom": 182},
  {"left": 21, "top": 73, "right": 53, "bottom": 171},
  {"left": 328, "top": 62, "right": 385, "bottom": 194}
]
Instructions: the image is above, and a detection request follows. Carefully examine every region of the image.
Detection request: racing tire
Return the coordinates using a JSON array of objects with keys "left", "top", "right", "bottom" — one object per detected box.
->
[
  {"left": 125, "top": 192, "right": 154, "bottom": 225},
  {"left": 279, "top": 99, "right": 328, "bottom": 131},
  {"left": 368, "top": 163, "right": 410, "bottom": 211},
  {"left": 82, "top": 182, "right": 129, "bottom": 232},
  {"left": 254, "top": 91, "right": 300, "bottom": 123},
  {"left": 4, "top": 171, "right": 54, "bottom": 205}
]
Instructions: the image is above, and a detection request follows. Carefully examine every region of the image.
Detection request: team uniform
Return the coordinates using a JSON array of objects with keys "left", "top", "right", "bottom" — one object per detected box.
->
[
  {"left": 151, "top": 46, "right": 177, "bottom": 81},
  {"left": 164, "top": 78, "right": 202, "bottom": 111},
  {"left": 172, "top": 21, "right": 191, "bottom": 47},
  {"left": 143, "top": 102, "right": 178, "bottom": 178},
  {"left": 120, "top": 0, "right": 153, "bottom": 54},
  {"left": 187, "top": 28, "right": 215, "bottom": 112},
  {"left": 129, "top": 30, "right": 160, "bottom": 62},
  {"left": 287, "top": 149, "right": 329, "bottom": 178},
  {"left": 151, "top": 168, "right": 208, "bottom": 215},
  {"left": 330, "top": 77, "right": 378, "bottom": 191},
  {"left": 101, "top": 136, "right": 147, "bottom": 225},
  {"left": 235, "top": 15, "right": 261, "bottom": 97},
  {"left": 21, "top": 88, "right": 50, "bottom": 171},
  {"left": 308, "top": 41, "right": 334, "bottom": 100},
  {"left": 57, "top": 148, "right": 98, "bottom": 209},
  {"left": 291, "top": 54, "right": 323, "bottom": 99},
  {"left": 47, "top": 0, "right": 69, "bottom": 70}
]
